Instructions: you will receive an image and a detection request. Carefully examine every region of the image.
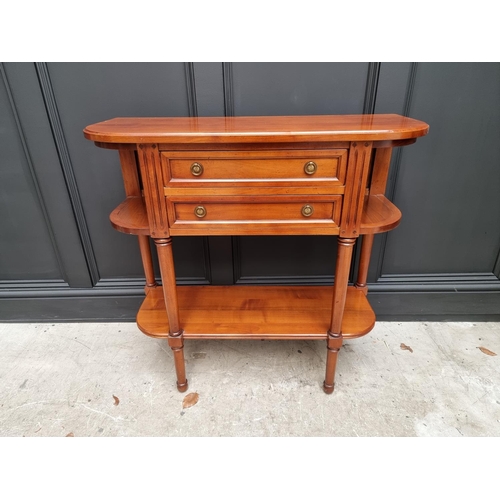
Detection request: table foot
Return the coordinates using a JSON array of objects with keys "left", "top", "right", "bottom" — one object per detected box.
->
[
  {"left": 323, "top": 381, "right": 335, "bottom": 394},
  {"left": 176, "top": 380, "right": 189, "bottom": 392}
]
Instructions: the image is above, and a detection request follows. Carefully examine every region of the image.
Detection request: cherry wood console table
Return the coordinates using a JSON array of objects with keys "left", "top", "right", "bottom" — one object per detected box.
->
[{"left": 84, "top": 115, "right": 429, "bottom": 394}]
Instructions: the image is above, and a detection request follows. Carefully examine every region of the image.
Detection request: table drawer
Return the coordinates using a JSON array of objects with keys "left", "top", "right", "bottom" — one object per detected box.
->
[
  {"left": 161, "top": 150, "right": 347, "bottom": 187},
  {"left": 167, "top": 195, "right": 342, "bottom": 235}
]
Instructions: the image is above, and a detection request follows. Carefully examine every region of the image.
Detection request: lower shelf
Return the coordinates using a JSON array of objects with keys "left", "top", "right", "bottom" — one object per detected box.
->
[{"left": 137, "top": 285, "right": 375, "bottom": 340}]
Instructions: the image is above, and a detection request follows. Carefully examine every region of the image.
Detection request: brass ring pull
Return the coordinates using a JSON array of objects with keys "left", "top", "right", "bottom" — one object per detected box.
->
[
  {"left": 190, "top": 162, "right": 204, "bottom": 176},
  {"left": 301, "top": 204, "right": 314, "bottom": 217},
  {"left": 194, "top": 206, "right": 207, "bottom": 218},
  {"left": 304, "top": 161, "right": 317, "bottom": 175}
]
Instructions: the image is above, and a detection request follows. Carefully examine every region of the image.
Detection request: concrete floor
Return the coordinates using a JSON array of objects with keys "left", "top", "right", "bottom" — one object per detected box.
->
[{"left": 0, "top": 321, "right": 499, "bottom": 437}]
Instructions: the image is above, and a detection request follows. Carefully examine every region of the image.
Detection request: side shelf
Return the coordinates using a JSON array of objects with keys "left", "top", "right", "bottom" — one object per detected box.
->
[
  {"left": 360, "top": 194, "right": 402, "bottom": 234},
  {"left": 137, "top": 285, "right": 376, "bottom": 340},
  {"left": 109, "top": 196, "right": 149, "bottom": 235}
]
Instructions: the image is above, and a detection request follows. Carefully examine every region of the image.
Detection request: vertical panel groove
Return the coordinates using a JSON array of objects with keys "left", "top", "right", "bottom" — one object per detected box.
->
[
  {"left": 0, "top": 63, "right": 68, "bottom": 285},
  {"left": 374, "top": 63, "right": 418, "bottom": 281},
  {"left": 222, "top": 62, "right": 234, "bottom": 117},
  {"left": 184, "top": 62, "right": 214, "bottom": 281},
  {"left": 493, "top": 248, "right": 500, "bottom": 278},
  {"left": 35, "top": 62, "right": 100, "bottom": 284},
  {"left": 352, "top": 60, "right": 377, "bottom": 281},
  {"left": 221, "top": 62, "right": 236, "bottom": 282},
  {"left": 402, "top": 62, "right": 418, "bottom": 117},
  {"left": 363, "top": 63, "right": 381, "bottom": 114},
  {"left": 352, "top": 62, "right": 380, "bottom": 283},
  {"left": 184, "top": 62, "right": 198, "bottom": 117}
]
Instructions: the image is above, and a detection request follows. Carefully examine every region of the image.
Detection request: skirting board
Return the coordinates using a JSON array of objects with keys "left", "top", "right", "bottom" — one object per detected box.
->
[{"left": 0, "top": 290, "right": 499, "bottom": 322}]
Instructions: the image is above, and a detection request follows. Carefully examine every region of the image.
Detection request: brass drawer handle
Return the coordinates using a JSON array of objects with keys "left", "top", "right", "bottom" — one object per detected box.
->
[
  {"left": 194, "top": 206, "right": 207, "bottom": 218},
  {"left": 301, "top": 204, "right": 314, "bottom": 217},
  {"left": 304, "top": 161, "right": 317, "bottom": 175},
  {"left": 190, "top": 162, "right": 204, "bottom": 176}
]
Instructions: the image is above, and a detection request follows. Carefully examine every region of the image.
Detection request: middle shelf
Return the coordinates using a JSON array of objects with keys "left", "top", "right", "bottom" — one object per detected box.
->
[
  {"left": 136, "top": 285, "right": 376, "bottom": 340},
  {"left": 110, "top": 193, "right": 401, "bottom": 236}
]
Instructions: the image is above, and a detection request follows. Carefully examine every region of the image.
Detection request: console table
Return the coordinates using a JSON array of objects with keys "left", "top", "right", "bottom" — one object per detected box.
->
[{"left": 84, "top": 115, "right": 429, "bottom": 394}]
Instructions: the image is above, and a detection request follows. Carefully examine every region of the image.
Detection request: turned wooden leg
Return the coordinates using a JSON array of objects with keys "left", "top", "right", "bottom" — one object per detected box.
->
[
  {"left": 138, "top": 235, "right": 158, "bottom": 294},
  {"left": 324, "top": 237, "right": 356, "bottom": 394},
  {"left": 154, "top": 237, "right": 188, "bottom": 392},
  {"left": 354, "top": 233, "right": 374, "bottom": 295}
]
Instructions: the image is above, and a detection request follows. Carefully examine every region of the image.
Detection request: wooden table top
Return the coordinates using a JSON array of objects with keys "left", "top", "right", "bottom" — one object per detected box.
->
[{"left": 83, "top": 114, "right": 429, "bottom": 144}]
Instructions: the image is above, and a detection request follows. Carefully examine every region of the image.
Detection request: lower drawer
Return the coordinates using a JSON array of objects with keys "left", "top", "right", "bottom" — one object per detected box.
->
[{"left": 166, "top": 195, "right": 342, "bottom": 236}]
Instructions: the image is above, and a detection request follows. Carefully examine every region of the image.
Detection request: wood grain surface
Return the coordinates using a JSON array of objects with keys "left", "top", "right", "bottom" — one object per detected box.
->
[
  {"left": 136, "top": 285, "right": 375, "bottom": 340},
  {"left": 84, "top": 114, "right": 429, "bottom": 144}
]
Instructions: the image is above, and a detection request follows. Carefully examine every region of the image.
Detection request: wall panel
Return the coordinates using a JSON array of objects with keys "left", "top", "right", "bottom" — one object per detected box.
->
[{"left": 0, "top": 65, "right": 63, "bottom": 284}]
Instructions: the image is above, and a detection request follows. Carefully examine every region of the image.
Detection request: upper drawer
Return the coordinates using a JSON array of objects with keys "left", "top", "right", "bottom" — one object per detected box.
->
[{"left": 161, "top": 150, "right": 347, "bottom": 188}]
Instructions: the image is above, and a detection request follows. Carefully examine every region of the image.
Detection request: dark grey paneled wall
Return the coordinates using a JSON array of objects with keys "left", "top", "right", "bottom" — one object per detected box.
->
[
  {"left": 0, "top": 67, "right": 62, "bottom": 283},
  {"left": 370, "top": 63, "right": 500, "bottom": 300},
  {"left": 385, "top": 63, "right": 500, "bottom": 275},
  {"left": 0, "top": 62, "right": 499, "bottom": 321}
]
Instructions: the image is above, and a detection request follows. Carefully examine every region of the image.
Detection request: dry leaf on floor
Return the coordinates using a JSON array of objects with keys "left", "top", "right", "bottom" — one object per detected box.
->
[
  {"left": 478, "top": 347, "right": 497, "bottom": 356},
  {"left": 400, "top": 343, "right": 413, "bottom": 353},
  {"left": 182, "top": 392, "right": 199, "bottom": 409},
  {"left": 113, "top": 395, "right": 120, "bottom": 406},
  {"left": 66, "top": 432, "right": 74, "bottom": 437}
]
